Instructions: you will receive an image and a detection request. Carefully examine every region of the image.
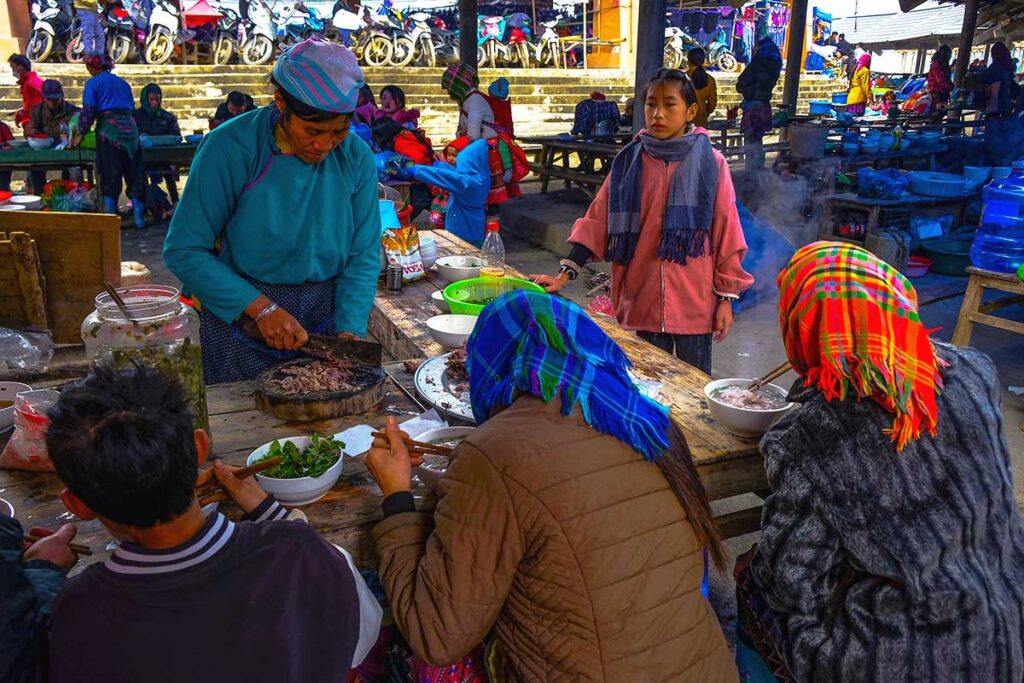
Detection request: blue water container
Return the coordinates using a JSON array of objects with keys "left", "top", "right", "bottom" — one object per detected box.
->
[{"left": 972, "top": 160, "right": 1024, "bottom": 273}]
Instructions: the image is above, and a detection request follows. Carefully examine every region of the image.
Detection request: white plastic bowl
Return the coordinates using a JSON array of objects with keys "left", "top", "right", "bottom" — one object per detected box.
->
[
  {"left": 703, "top": 378, "right": 795, "bottom": 438},
  {"left": 27, "top": 137, "right": 53, "bottom": 149},
  {"left": 0, "top": 382, "right": 32, "bottom": 432},
  {"left": 412, "top": 426, "right": 476, "bottom": 490},
  {"left": 426, "top": 314, "right": 477, "bottom": 349},
  {"left": 435, "top": 255, "right": 482, "bottom": 282},
  {"left": 431, "top": 289, "right": 450, "bottom": 313},
  {"left": 246, "top": 435, "right": 345, "bottom": 506},
  {"left": 10, "top": 195, "right": 43, "bottom": 210}
]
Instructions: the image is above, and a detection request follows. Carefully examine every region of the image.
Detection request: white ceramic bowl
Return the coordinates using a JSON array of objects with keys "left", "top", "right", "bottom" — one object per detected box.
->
[
  {"left": 27, "top": 137, "right": 52, "bottom": 149},
  {"left": 246, "top": 435, "right": 345, "bottom": 506},
  {"left": 0, "top": 382, "right": 31, "bottom": 432},
  {"left": 412, "top": 426, "right": 476, "bottom": 490},
  {"left": 703, "top": 378, "right": 794, "bottom": 438},
  {"left": 11, "top": 195, "right": 43, "bottom": 210},
  {"left": 0, "top": 204, "right": 24, "bottom": 211},
  {"left": 435, "top": 255, "right": 482, "bottom": 282},
  {"left": 426, "top": 314, "right": 477, "bottom": 349},
  {"left": 431, "top": 289, "right": 450, "bottom": 313}
]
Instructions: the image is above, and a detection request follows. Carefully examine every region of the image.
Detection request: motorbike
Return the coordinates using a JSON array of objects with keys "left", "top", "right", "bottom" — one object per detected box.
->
[
  {"left": 533, "top": 18, "right": 562, "bottom": 68},
  {"left": 402, "top": 11, "right": 440, "bottom": 67},
  {"left": 144, "top": 0, "right": 187, "bottom": 65},
  {"left": 477, "top": 15, "right": 506, "bottom": 68},
  {"left": 377, "top": 0, "right": 412, "bottom": 67},
  {"left": 504, "top": 12, "right": 531, "bottom": 67},
  {"left": 103, "top": 1, "right": 146, "bottom": 64},
  {"left": 239, "top": 0, "right": 277, "bottom": 65},
  {"left": 663, "top": 25, "right": 692, "bottom": 70},
  {"left": 26, "top": 0, "right": 73, "bottom": 62},
  {"left": 705, "top": 30, "right": 738, "bottom": 72},
  {"left": 273, "top": 1, "right": 325, "bottom": 50},
  {"left": 327, "top": 0, "right": 362, "bottom": 46},
  {"left": 212, "top": 7, "right": 241, "bottom": 65}
]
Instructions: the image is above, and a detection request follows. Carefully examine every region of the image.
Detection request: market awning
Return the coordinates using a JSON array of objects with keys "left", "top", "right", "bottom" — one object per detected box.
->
[{"left": 183, "top": 0, "right": 224, "bottom": 27}]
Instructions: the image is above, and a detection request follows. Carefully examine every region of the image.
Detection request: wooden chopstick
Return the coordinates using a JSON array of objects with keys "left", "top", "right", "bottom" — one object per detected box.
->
[
  {"left": 195, "top": 456, "right": 283, "bottom": 499},
  {"left": 23, "top": 532, "right": 92, "bottom": 556},
  {"left": 103, "top": 281, "right": 135, "bottom": 323},
  {"left": 370, "top": 431, "right": 453, "bottom": 456},
  {"left": 748, "top": 361, "right": 792, "bottom": 391}
]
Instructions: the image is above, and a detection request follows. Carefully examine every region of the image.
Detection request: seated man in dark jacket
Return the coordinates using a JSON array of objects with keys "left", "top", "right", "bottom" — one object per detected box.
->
[
  {"left": 209, "top": 90, "right": 256, "bottom": 130},
  {"left": 46, "top": 365, "right": 381, "bottom": 683},
  {"left": 23, "top": 79, "right": 78, "bottom": 193},
  {"left": 133, "top": 83, "right": 181, "bottom": 218},
  {"left": 0, "top": 515, "right": 78, "bottom": 683}
]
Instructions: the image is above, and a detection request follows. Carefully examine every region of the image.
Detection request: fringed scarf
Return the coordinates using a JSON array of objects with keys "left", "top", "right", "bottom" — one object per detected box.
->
[
  {"left": 777, "top": 241, "right": 943, "bottom": 451},
  {"left": 441, "top": 63, "right": 479, "bottom": 104},
  {"left": 468, "top": 290, "right": 671, "bottom": 461},
  {"left": 606, "top": 131, "right": 719, "bottom": 266}
]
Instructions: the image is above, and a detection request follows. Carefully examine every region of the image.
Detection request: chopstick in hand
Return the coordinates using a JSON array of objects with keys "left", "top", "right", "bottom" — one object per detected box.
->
[
  {"left": 23, "top": 531, "right": 92, "bottom": 556},
  {"left": 195, "top": 456, "right": 282, "bottom": 503},
  {"left": 370, "top": 431, "right": 453, "bottom": 457}
]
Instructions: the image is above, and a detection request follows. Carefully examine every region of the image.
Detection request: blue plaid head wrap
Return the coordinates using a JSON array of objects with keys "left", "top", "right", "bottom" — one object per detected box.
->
[
  {"left": 272, "top": 38, "right": 364, "bottom": 114},
  {"left": 467, "top": 290, "right": 671, "bottom": 461}
]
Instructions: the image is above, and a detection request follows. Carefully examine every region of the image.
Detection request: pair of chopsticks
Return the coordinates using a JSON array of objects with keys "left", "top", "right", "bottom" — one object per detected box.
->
[
  {"left": 23, "top": 530, "right": 92, "bottom": 556},
  {"left": 747, "top": 361, "right": 792, "bottom": 391},
  {"left": 195, "top": 456, "right": 282, "bottom": 503},
  {"left": 370, "top": 431, "right": 453, "bottom": 457}
]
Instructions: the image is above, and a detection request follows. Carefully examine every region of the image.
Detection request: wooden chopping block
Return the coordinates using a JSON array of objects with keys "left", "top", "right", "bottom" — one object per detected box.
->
[{"left": 254, "top": 358, "right": 387, "bottom": 422}]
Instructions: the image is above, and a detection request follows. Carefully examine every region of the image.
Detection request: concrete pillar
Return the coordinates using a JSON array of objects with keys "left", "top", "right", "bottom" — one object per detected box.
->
[
  {"left": 0, "top": 0, "right": 32, "bottom": 56},
  {"left": 954, "top": 0, "right": 979, "bottom": 88},
  {"left": 781, "top": 0, "right": 808, "bottom": 114},
  {"left": 631, "top": 0, "right": 666, "bottom": 134},
  {"left": 459, "top": 0, "right": 478, "bottom": 71}
]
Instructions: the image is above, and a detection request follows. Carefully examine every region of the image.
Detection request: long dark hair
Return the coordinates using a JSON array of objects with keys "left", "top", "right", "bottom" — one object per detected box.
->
[
  {"left": 687, "top": 48, "right": 710, "bottom": 90},
  {"left": 380, "top": 84, "right": 406, "bottom": 109},
  {"left": 371, "top": 116, "right": 432, "bottom": 156},
  {"left": 661, "top": 419, "right": 725, "bottom": 568},
  {"left": 270, "top": 74, "right": 343, "bottom": 123},
  {"left": 932, "top": 44, "right": 952, "bottom": 71}
]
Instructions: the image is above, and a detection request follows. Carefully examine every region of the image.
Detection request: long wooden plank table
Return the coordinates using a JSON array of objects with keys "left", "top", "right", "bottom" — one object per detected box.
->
[
  {"left": 0, "top": 143, "right": 199, "bottom": 182},
  {"left": 369, "top": 230, "right": 768, "bottom": 537},
  {"left": 0, "top": 367, "right": 433, "bottom": 572}
]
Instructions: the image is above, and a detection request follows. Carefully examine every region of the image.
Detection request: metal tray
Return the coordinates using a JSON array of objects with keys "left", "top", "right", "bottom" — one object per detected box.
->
[{"left": 413, "top": 353, "right": 475, "bottom": 424}]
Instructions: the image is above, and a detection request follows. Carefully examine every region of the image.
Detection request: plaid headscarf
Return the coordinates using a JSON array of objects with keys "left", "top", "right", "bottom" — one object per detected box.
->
[
  {"left": 468, "top": 290, "right": 671, "bottom": 460},
  {"left": 442, "top": 63, "right": 479, "bottom": 104},
  {"left": 273, "top": 38, "right": 364, "bottom": 113},
  {"left": 777, "top": 241, "right": 942, "bottom": 451},
  {"left": 139, "top": 83, "right": 165, "bottom": 119}
]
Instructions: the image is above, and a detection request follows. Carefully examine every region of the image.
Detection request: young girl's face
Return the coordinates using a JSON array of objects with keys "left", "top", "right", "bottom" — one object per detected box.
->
[
  {"left": 645, "top": 81, "right": 697, "bottom": 140},
  {"left": 444, "top": 146, "right": 458, "bottom": 163},
  {"left": 380, "top": 90, "right": 399, "bottom": 115}
]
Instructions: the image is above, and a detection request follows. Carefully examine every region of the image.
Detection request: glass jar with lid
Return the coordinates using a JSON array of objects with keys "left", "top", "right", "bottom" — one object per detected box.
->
[{"left": 81, "top": 285, "right": 209, "bottom": 435}]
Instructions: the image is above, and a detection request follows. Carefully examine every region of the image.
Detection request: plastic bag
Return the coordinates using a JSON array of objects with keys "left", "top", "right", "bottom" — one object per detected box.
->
[
  {"left": 0, "top": 389, "right": 59, "bottom": 471},
  {"left": 858, "top": 168, "right": 909, "bottom": 200},
  {"left": 0, "top": 328, "right": 53, "bottom": 370},
  {"left": 909, "top": 214, "right": 952, "bottom": 241},
  {"left": 374, "top": 151, "right": 415, "bottom": 182},
  {"left": 381, "top": 215, "right": 426, "bottom": 283}
]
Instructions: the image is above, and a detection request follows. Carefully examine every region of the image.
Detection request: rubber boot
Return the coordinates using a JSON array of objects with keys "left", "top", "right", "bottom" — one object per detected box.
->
[
  {"left": 132, "top": 201, "right": 145, "bottom": 230},
  {"left": 103, "top": 196, "right": 118, "bottom": 215}
]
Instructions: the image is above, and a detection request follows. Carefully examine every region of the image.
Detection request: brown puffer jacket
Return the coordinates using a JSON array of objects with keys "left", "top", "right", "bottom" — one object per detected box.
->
[{"left": 373, "top": 396, "right": 737, "bottom": 682}]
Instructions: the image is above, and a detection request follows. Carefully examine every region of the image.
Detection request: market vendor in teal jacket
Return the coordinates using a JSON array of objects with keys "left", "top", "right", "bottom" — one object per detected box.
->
[{"left": 163, "top": 39, "right": 381, "bottom": 384}]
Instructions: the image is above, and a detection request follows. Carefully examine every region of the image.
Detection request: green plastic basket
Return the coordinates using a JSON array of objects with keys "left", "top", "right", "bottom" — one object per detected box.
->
[{"left": 442, "top": 277, "right": 545, "bottom": 315}]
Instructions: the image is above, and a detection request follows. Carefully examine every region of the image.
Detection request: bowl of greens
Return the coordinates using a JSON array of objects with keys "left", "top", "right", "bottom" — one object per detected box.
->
[{"left": 247, "top": 433, "right": 345, "bottom": 506}]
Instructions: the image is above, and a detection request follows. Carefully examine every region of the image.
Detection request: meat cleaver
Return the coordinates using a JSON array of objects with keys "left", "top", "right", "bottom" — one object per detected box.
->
[{"left": 240, "top": 320, "right": 383, "bottom": 367}]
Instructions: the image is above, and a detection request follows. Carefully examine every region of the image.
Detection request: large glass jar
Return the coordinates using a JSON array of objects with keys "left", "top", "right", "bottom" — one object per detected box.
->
[{"left": 81, "top": 285, "right": 210, "bottom": 435}]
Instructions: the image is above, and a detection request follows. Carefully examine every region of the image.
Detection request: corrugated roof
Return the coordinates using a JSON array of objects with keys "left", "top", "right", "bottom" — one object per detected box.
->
[{"left": 832, "top": 3, "right": 965, "bottom": 49}]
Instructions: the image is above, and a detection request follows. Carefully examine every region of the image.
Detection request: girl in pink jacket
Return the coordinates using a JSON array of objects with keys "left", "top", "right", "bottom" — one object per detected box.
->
[{"left": 533, "top": 69, "right": 753, "bottom": 374}]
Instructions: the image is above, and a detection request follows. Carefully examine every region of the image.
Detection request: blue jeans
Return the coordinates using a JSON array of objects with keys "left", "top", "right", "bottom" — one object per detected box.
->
[{"left": 79, "top": 10, "right": 105, "bottom": 56}]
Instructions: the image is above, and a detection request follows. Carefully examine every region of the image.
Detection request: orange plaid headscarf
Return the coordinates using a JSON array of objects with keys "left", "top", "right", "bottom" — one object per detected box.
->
[{"left": 777, "top": 241, "right": 942, "bottom": 451}]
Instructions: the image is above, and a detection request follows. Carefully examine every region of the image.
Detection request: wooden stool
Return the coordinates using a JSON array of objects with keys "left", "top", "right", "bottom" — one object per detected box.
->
[{"left": 951, "top": 266, "right": 1024, "bottom": 347}]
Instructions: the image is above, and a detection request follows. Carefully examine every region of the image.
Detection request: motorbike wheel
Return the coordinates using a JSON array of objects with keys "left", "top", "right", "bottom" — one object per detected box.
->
[
  {"left": 65, "top": 31, "right": 84, "bottom": 62},
  {"left": 515, "top": 41, "right": 530, "bottom": 68},
  {"left": 419, "top": 36, "right": 435, "bottom": 68},
  {"left": 664, "top": 46, "right": 682, "bottom": 70},
  {"left": 144, "top": 32, "right": 174, "bottom": 65},
  {"left": 242, "top": 36, "right": 274, "bottom": 65},
  {"left": 717, "top": 51, "right": 738, "bottom": 72},
  {"left": 477, "top": 45, "right": 487, "bottom": 68},
  {"left": 390, "top": 37, "right": 414, "bottom": 67},
  {"left": 110, "top": 35, "right": 132, "bottom": 64},
  {"left": 213, "top": 36, "right": 234, "bottom": 65},
  {"left": 27, "top": 31, "right": 54, "bottom": 63},
  {"left": 363, "top": 35, "right": 392, "bottom": 66}
]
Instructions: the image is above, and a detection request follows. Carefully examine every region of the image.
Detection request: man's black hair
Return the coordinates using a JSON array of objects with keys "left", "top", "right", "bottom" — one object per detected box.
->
[
  {"left": 226, "top": 90, "right": 251, "bottom": 108},
  {"left": 46, "top": 365, "right": 200, "bottom": 528},
  {"left": 8, "top": 54, "right": 31, "bottom": 71}
]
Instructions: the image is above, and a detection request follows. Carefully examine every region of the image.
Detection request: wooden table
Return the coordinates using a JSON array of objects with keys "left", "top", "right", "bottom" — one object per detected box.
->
[
  {"left": 528, "top": 139, "right": 622, "bottom": 198},
  {"left": 0, "top": 144, "right": 199, "bottom": 185},
  {"left": 0, "top": 367, "right": 433, "bottom": 572},
  {"left": 369, "top": 230, "right": 768, "bottom": 537}
]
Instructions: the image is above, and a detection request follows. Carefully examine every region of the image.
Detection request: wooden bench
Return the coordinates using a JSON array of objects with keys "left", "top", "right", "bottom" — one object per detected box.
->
[
  {"left": 527, "top": 161, "right": 605, "bottom": 197},
  {"left": 952, "top": 267, "right": 1024, "bottom": 347}
]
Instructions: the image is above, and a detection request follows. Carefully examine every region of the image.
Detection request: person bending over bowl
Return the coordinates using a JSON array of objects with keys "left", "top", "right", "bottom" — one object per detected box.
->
[
  {"left": 365, "top": 290, "right": 737, "bottom": 681},
  {"left": 45, "top": 365, "right": 381, "bottom": 683},
  {"left": 734, "top": 242, "right": 1024, "bottom": 682}
]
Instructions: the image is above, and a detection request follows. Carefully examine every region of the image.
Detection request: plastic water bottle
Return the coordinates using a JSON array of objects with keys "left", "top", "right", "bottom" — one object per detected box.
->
[
  {"left": 480, "top": 219, "right": 506, "bottom": 278},
  {"left": 972, "top": 160, "right": 1024, "bottom": 273}
]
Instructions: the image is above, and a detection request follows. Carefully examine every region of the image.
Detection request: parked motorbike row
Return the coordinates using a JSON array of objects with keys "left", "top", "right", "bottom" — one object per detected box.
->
[
  {"left": 663, "top": 18, "right": 739, "bottom": 73},
  {"left": 25, "top": 0, "right": 586, "bottom": 68}
]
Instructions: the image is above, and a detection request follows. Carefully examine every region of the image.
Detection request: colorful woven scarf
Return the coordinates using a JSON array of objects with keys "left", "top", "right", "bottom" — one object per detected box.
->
[
  {"left": 606, "top": 131, "right": 719, "bottom": 265},
  {"left": 97, "top": 109, "right": 140, "bottom": 157},
  {"left": 442, "top": 63, "right": 479, "bottom": 104},
  {"left": 777, "top": 241, "right": 942, "bottom": 451},
  {"left": 273, "top": 38, "right": 363, "bottom": 113},
  {"left": 468, "top": 290, "right": 671, "bottom": 461}
]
